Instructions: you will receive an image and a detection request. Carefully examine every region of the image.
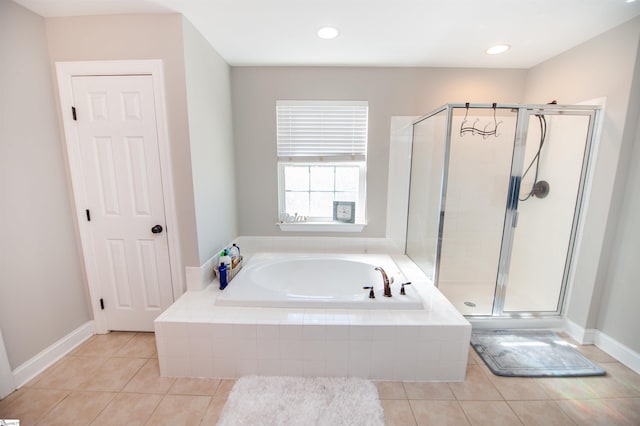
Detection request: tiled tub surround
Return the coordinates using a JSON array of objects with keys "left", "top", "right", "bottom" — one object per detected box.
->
[{"left": 155, "top": 255, "right": 471, "bottom": 381}]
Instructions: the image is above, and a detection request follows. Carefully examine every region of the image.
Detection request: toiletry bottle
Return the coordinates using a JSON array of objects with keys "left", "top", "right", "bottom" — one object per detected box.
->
[
  {"left": 220, "top": 250, "right": 232, "bottom": 269},
  {"left": 228, "top": 245, "right": 240, "bottom": 267},
  {"left": 218, "top": 263, "right": 228, "bottom": 290}
]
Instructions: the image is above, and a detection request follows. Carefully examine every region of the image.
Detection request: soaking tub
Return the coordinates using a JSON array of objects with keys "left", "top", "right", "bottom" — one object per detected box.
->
[{"left": 215, "top": 253, "right": 424, "bottom": 309}]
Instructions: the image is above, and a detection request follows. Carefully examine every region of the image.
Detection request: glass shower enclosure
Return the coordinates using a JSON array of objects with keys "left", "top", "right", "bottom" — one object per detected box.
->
[{"left": 406, "top": 103, "right": 600, "bottom": 317}]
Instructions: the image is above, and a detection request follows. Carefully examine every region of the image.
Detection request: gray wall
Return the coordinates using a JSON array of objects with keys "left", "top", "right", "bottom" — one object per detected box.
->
[
  {"left": 524, "top": 16, "right": 640, "bottom": 352},
  {"left": 0, "top": 9, "right": 238, "bottom": 370},
  {"left": 594, "top": 38, "right": 640, "bottom": 353},
  {"left": 182, "top": 18, "right": 238, "bottom": 264},
  {"left": 231, "top": 67, "right": 527, "bottom": 237},
  {"left": 45, "top": 13, "right": 200, "bottom": 270},
  {"left": 0, "top": 0, "right": 90, "bottom": 368}
]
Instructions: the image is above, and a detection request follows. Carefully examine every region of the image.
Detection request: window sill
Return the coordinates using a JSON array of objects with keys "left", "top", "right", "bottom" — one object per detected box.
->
[{"left": 277, "top": 222, "right": 366, "bottom": 233}]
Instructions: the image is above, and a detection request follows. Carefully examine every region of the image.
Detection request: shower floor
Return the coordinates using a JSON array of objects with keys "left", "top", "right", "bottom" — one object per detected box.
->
[
  {"left": 439, "top": 281, "right": 496, "bottom": 316},
  {"left": 439, "top": 280, "right": 561, "bottom": 316}
]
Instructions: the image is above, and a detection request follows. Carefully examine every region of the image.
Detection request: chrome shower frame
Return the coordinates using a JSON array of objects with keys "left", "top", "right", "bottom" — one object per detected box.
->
[{"left": 407, "top": 103, "right": 601, "bottom": 318}]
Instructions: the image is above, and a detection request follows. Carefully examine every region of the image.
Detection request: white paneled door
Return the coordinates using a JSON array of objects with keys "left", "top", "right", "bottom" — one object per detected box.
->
[{"left": 71, "top": 75, "right": 174, "bottom": 331}]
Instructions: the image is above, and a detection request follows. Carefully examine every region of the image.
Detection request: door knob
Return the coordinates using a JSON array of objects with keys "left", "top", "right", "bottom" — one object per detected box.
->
[{"left": 151, "top": 224, "right": 163, "bottom": 234}]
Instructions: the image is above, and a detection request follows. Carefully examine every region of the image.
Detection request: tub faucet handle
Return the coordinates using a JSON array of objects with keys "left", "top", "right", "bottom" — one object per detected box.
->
[
  {"left": 400, "top": 282, "right": 412, "bottom": 295},
  {"left": 363, "top": 286, "right": 375, "bottom": 299}
]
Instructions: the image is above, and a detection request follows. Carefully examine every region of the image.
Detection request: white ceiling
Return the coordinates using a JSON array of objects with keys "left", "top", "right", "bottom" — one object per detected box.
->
[{"left": 14, "top": 0, "right": 640, "bottom": 68}]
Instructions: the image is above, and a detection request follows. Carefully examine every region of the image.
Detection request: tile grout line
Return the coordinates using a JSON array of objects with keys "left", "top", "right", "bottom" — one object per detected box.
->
[
  {"left": 505, "top": 400, "right": 579, "bottom": 426},
  {"left": 83, "top": 391, "right": 117, "bottom": 426},
  {"left": 33, "top": 389, "right": 72, "bottom": 425},
  {"left": 401, "top": 382, "right": 419, "bottom": 425},
  {"left": 89, "top": 335, "right": 163, "bottom": 425},
  {"left": 141, "top": 393, "right": 166, "bottom": 426}
]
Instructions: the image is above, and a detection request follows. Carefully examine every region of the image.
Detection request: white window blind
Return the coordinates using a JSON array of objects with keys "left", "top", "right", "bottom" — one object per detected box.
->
[{"left": 277, "top": 100, "right": 368, "bottom": 161}]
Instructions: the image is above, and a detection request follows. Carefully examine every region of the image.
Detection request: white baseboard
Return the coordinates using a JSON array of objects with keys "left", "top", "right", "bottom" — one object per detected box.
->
[
  {"left": 594, "top": 331, "right": 640, "bottom": 374},
  {"left": 0, "top": 327, "right": 15, "bottom": 399},
  {"left": 584, "top": 329, "right": 598, "bottom": 344},
  {"left": 563, "top": 319, "right": 640, "bottom": 374},
  {"left": 12, "top": 321, "right": 95, "bottom": 388},
  {"left": 563, "top": 318, "right": 596, "bottom": 344}
]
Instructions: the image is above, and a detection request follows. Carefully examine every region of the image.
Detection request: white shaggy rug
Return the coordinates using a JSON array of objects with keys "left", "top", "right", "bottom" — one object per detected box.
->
[{"left": 216, "top": 376, "right": 385, "bottom": 426}]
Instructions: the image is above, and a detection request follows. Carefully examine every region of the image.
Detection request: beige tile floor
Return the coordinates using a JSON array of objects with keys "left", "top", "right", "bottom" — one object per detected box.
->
[{"left": 0, "top": 331, "right": 639, "bottom": 425}]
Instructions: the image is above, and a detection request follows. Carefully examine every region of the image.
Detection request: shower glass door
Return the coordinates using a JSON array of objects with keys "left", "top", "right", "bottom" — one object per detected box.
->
[{"left": 498, "top": 110, "right": 595, "bottom": 313}]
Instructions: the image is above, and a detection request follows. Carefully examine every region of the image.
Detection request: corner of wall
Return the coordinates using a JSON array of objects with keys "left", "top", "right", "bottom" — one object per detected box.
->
[
  {"left": 11, "top": 321, "right": 94, "bottom": 388},
  {"left": 524, "top": 18, "right": 640, "bottom": 337}
]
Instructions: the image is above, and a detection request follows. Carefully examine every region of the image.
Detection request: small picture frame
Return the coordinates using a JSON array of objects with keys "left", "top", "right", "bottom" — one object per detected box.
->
[{"left": 333, "top": 201, "right": 356, "bottom": 223}]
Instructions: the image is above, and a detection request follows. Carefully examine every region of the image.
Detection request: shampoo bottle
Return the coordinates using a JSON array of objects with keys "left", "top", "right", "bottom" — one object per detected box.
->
[{"left": 218, "top": 263, "right": 228, "bottom": 290}]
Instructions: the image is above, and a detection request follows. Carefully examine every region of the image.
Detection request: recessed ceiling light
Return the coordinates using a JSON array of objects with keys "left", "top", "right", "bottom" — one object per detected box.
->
[
  {"left": 317, "top": 26, "right": 339, "bottom": 40},
  {"left": 486, "top": 44, "right": 511, "bottom": 55}
]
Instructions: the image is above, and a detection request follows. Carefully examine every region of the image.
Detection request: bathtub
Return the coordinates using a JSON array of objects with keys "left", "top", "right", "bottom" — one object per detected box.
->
[{"left": 215, "top": 253, "right": 424, "bottom": 309}]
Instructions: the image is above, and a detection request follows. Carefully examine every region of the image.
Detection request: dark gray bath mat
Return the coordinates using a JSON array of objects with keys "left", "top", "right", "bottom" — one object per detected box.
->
[{"left": 471, "top": 329, "right": 606, "bottom": 377}]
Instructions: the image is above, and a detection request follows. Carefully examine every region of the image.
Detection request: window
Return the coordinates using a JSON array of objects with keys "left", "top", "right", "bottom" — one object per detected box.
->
[{"left": 277, "top": 101, "right": 368, "bottom": 227}]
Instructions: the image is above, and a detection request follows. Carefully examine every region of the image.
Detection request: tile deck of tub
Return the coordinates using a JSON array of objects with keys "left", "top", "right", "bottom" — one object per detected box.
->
[{"left": 154, "top": 255, "right": 471, "bottom": 381}]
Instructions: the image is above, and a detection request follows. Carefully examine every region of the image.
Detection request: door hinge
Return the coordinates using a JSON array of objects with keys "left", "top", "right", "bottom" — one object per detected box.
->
[
  {"left": 86, "top": 209, "right": 91, "bottom": 222},
  {"left": 99, "top": 298, "right": 104, "bottom": 310},
  {"left": 72, "top": 106, "right": 77, "bottom": 121}
]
